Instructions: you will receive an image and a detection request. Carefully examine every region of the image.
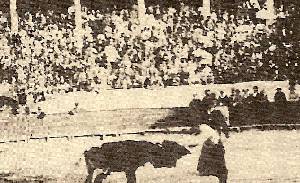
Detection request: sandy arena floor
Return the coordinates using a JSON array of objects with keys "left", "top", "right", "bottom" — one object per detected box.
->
[{"left": 0, "top": 129, "right": 299, "bottom": 183}]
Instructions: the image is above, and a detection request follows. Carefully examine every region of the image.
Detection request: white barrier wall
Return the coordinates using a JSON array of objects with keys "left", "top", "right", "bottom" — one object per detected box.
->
[{"left": 33, "top": 81, "right": 290, "bottom": 114}]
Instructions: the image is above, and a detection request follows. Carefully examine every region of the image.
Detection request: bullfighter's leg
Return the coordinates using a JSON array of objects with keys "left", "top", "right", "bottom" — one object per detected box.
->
[{"left": 125, "top": 170, "right": 137, "bottom": 183}]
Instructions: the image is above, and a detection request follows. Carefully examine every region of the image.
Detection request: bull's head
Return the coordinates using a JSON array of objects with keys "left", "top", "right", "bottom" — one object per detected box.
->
[
  {"left": 162, "top": 140, "right": 191, "bottom": 158},
  {"left": 150, "top": 140, "right": 191, "bottom": 168}
]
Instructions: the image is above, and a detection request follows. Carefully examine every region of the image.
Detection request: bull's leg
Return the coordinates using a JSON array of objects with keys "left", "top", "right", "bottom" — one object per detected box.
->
[
  {"left": 93, "top": 169, "right": 110, "bottom": 183},
  {"left": 85, "top": 169, "right": 95, "bottom": 183},
  {"left": 85, "top": 171, "right": 94, "bottom": 183},
  {"left": 125, "top": 170, "right": 136, "bottom": 183},
  {"left": 218, "top": 174, "right": 227, "bottom": 183},
  {"left": 84, "top": 160, "right": 95, "bottom": 183},
  {"left": 94, "top": 172, "right": 109, "bottom": 183}
]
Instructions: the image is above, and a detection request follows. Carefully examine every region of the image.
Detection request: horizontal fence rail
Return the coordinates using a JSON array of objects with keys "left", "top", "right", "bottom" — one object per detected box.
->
[{"left": 0, "top": 123, "right": 299, "bottom": 144}]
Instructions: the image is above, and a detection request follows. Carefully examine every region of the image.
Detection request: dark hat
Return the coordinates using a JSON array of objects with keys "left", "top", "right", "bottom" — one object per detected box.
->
[
  {"left": 276, "top": 88, "right": 282, "bottom": 91},
  {"left": 253, "top": 86, "right": 258, "bottom": 90}
]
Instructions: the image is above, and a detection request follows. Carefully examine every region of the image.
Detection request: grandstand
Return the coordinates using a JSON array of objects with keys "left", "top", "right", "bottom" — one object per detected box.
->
[
  {"left": 0, "top": 0, "right": 299, "bottom": 118},
  {"left": 0, "top": 0, "right": 299, "bottom": 92},
  {"left": 0, "top": 1, "right": 300, "bottom": 182},
  {"left": 0, "top": 0, "right": 299, "bottom": 142}
]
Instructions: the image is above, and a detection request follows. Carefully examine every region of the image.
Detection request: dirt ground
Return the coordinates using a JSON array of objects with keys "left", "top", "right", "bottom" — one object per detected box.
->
[
  {"left": 0, "top": 129, "right": 299, "bottom": 183},
  {"left": 0, "top": 99, "right": 299, "bottom": 183}
]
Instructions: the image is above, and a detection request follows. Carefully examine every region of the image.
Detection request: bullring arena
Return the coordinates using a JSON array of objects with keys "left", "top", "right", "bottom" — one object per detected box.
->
[
  {"left": 1, "top": 0, "right": 300, "bottom": 182},
  {"left": 0, "top": 81, "right": 300, "bottom": 182}
]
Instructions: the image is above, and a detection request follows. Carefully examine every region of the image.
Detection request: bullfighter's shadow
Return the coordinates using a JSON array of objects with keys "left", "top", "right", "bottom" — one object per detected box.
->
[
  {"left": 84, "top": 140, "right": 191, "bottom": 183},
  {"left": 151, "top": 102, "right": 300, "bottom": 128},
  {"left": 150, "top": 107, "right": 208, "bottom": 129}
]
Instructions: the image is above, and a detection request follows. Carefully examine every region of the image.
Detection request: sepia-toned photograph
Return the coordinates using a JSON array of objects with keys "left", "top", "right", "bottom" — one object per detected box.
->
[{"left": 0, "top": 0, "right": 299, "bottom": 182}]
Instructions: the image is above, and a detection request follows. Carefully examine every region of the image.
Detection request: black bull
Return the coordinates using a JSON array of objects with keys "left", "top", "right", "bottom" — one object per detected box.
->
[{"left": 84, "top": 140, "right": 191, "bottom": 183}]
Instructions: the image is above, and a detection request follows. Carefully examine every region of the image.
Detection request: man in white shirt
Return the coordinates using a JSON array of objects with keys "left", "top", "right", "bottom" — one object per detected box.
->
[{"left": 200, "top": 65, "right": 214, "bottom": 84}]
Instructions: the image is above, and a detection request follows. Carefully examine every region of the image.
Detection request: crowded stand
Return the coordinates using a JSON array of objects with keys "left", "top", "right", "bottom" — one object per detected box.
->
[{"left": 0, "top": 0, "right": 299, "bottom": 115}]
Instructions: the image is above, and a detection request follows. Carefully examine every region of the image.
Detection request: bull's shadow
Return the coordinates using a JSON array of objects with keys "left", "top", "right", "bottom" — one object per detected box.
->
[{"left": 84, "top": 140, "right": 190, "bottom": 183}]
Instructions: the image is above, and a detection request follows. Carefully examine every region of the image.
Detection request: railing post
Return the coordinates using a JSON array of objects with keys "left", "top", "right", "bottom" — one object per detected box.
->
[
  {"left": 74, "top": 0, "right": 83, "bottom": 49},
  {"left": 137, "top": 0, "right": 146, "bottom": 25},
  {"left": 10, "top": 0, "right": 18, "bottom": 34},
  {"left": 266, "top": 0, "right": 275, "bottom": 25},
  {"left": 202, "top": 0, "right": 211, "bottom": 18}
]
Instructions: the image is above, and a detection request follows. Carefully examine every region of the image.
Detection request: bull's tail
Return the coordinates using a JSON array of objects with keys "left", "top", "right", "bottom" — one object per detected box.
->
[
  {"left": 75, "top": 152, "right": 94, "bottom": 167},
  {"left": 74, "top": 157, "right": 84, "bottom": 167}
]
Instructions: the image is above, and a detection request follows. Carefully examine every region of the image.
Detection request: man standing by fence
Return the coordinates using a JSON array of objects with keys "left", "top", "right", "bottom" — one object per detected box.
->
[
  {"left": 274, "top": 88, "right": 287, "bottom": 123},
  {"left": 17, "top": 88, "right": 27, "bottom": 114}
]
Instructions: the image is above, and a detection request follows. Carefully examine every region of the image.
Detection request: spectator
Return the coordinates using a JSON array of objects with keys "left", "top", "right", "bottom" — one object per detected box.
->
[
  {"left": 200, "top": 64, "right": 214, "bottom": 84},
  {"left": 189, "top": 93, "right": 202, "bottom": 111},
  {"left": 37, "top": 106, "right": 46, "bottom": 119},
  {"left": 228, "top": 88, "right": 235, "bottom": 106},
  {"left": 33, "top": 91, "right": 46, "bottom": 103},
  {"left": 247, "top": 86, "right": 264, "bottom": 123},
  {"left": 274, "top": 88, "right": 287, "bottom": 123},
  {"left": 251, "top": 86, "right": 259, "bottom": 97},
  {"left": 17, "top": 88, "right": 27, "bottom": 114},
  {"left": 189, "top": 93, "right": 204, "bottom": 124},
  {"left": 259, "top": 90, "right": 269, "bottom": 102},
  {"left": 241, "top": 89, "right": 251, "bottom": 104},
  {"left": 241, "top": 89, "right": 249, "bottom": 98},
  {"left": 218, "top": 90, "right": 229, "bottom": 106},
  {"left": 288, "top": 83, "right": 299, "bottom": 101},
  {"left": 202, "top": 89, "right": 213, "bottom": 110},
  {"left": 289, "top": 90, "right": 299, "bottom": 101},
  {"left": 68, "top": 102, "right": 79, "bottom": 115},
  {"left": 274, "top": 88, "right": 287, "bottom": 104},
  {"left": 240, "top": 88, "right": 252, "bottom": 123},
  {"left": 232, "top": 89, "right": 243, "bottom": 106}
]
